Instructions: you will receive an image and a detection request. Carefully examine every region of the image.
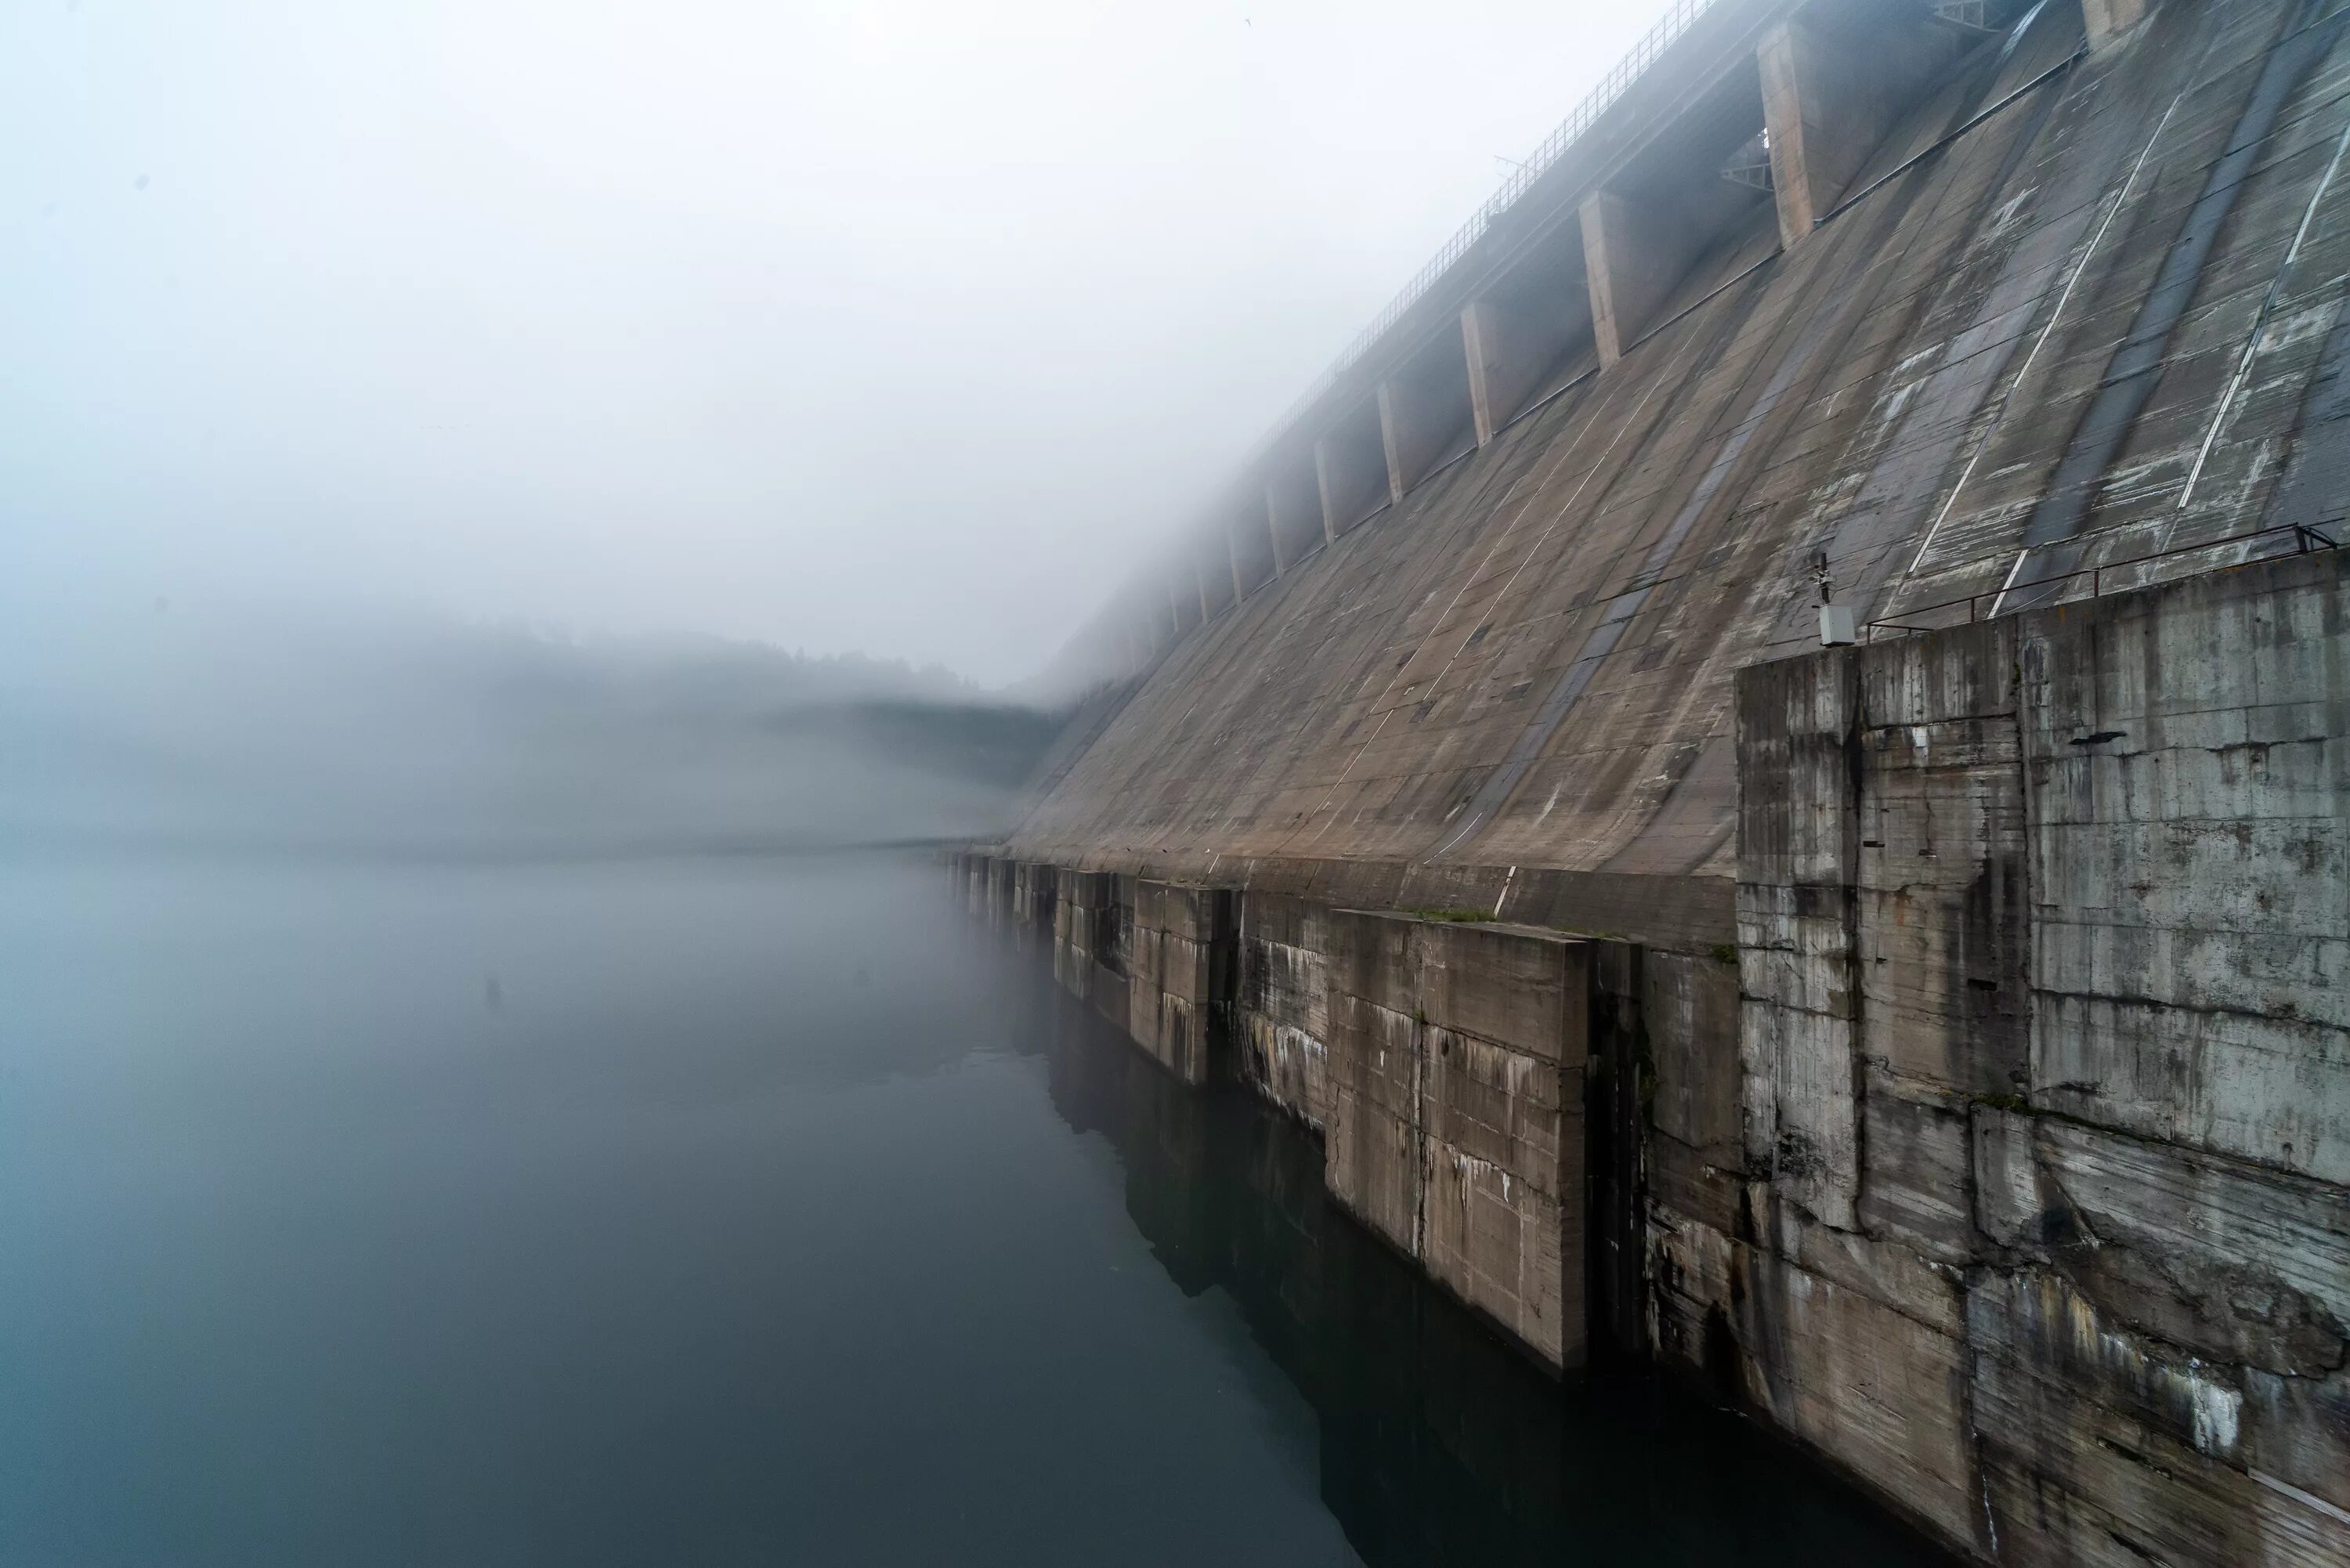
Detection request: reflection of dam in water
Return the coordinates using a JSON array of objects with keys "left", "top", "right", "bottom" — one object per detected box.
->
[{"left": 1024, "top": 976, "right": 1935, "bottom": 1568}]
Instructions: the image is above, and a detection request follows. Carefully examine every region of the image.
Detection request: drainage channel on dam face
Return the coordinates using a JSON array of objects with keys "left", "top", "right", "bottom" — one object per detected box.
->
[{"left": 0, "top": 848, "right": 1946, "bottom": 1567}]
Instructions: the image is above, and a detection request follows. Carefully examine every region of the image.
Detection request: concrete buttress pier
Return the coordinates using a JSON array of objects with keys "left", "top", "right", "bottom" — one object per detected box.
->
[
  {"left": 1759, "top": 9, "right": 1967, "bottom": 249},
  {"left": 1314, "top": 413, "right": 1388, "bottom": 543},
  {"left": 1376, "top": 336, "right": 1475, "bottom": 504},
  {"left": 1264, "top": 468, "right": 1323, "bottom": 572},
  {"left": 1578, "top": 188, "right": 1699, "bottom": 369}
]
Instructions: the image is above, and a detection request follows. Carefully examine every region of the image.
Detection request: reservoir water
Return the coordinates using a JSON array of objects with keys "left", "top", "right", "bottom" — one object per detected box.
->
[{"left": 0, "top": 851, "right": 1942, "bottom": 1566}]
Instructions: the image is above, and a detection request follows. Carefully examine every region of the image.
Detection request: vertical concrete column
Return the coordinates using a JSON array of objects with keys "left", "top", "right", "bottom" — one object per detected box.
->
[
  {"left": 1263, "top": 486, "right": 1290, "bottom": 576},
  {"left": 1378, "top": 346, "right": 1471, "bottom": 504},
  {"left": 1464, "top": 297, "right": 1577, "bottom": 446},
  {"left": 1313, "top": 437, "right": 1345, "bottom": 547},
  {"left": 1123, "top": 881, "right": 1233, "bottom": 1086},
  {"left": 1195, "top": 555, "right": 1213, "bottom": 624},
  {"left": 2083, "top": 0, "right": 2151, "bottom": 48},
  {"left": 1462, "top": 300, "right": 1514, "bottom": 447},
  {"left": 1226, "top": 504, "right": 1276, "bottom": 603},
  {"left": 1376, "top": 381, "right": 1414, "bottom": 505},
  {"left": 1761, "top": 15, "right": 1962, "bottom": 251},
  {"left": 1579, "top": 189, "right": 1687, "bottom": 369},
  {"left": 1761, "top": 21, "right": 1835, "bottom": 250}
]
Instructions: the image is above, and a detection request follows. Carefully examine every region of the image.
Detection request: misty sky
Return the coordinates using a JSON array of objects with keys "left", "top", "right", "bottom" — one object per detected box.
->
[{"left": 5, "top": 2, "right": 1672, "bottom": 686}]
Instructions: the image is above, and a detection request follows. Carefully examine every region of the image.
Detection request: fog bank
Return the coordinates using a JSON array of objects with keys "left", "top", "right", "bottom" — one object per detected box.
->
[{"left": 2, "top": 602, "right": 1058, "bottom": 859}]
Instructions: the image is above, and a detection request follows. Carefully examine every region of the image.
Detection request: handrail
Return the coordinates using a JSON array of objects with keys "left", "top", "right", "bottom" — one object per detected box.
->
[
  {"left": 1861, "top": 522, "right": 2341, "bottom": 640},
  {"left": 1242, "top": 0, "right": 1720, "bottom": 467}
]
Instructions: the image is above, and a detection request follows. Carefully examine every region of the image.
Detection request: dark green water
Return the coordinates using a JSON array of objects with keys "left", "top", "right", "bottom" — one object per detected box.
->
[{"left": 0, "top": 851, "right": 1940, "bottom": 1566}]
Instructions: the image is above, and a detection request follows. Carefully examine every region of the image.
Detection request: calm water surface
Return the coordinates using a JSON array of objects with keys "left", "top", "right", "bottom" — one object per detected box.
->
[{"left": 0, "top": 852, "right": 1941, "bottom": 1566}]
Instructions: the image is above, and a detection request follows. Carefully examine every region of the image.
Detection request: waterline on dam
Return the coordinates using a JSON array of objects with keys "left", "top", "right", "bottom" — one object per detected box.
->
[{"left": 0, "top": 849, "right": 1940, "bottom": 1565}]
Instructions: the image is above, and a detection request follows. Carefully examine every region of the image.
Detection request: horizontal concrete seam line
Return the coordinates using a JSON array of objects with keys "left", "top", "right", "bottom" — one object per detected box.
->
[
  {"left": 1617, "top": 247, "right": 1787, "bottom": 377},
  {"left": 1749, "top": 1262, "right": 1964, "bottom": 1339},
  {"left": 1392, "top": 434, "right": 1488, "bottom": 504},
  {"left": 1487, "top": 365, "right": 1600, "bottom": 449},
  {"left": 2251, "top": 1470, "right": 2350, "bottom": 1528}
]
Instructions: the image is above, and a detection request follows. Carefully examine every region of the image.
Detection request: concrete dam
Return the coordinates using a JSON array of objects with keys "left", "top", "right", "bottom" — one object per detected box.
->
[{"left": 961, "top": 0, "right": 2350, "bottom": 1560}]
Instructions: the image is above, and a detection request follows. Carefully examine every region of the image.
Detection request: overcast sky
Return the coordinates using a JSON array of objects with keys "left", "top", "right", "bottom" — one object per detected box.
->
[{"left": 5, "top": 1, "right": 1672, "bottom": 687}]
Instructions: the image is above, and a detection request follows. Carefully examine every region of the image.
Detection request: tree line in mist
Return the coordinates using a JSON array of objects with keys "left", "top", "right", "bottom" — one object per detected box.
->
[{"left": 2, "top": 602, "right": 1063, "bottom": 859}]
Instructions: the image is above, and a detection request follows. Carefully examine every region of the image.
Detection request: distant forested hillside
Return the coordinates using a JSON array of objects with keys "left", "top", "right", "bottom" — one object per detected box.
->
[{"left": 2, "top": 602, "right": 1064, "bottom": 858}]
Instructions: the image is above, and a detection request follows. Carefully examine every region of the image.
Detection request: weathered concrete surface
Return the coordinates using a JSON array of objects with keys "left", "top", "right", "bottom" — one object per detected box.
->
[
  {"left": 993, "top": 859, "right": 1597, "bottom": 1371},
  {"left": 1324, "top": 910, "right": 1590, "bottom": 1368},
  {"left": 1716, "top": 551, "right": 2350, "bottom": 1563},
  {"left": 971, "top": 538, "right": 2348, "bottom": 1557},
  {"left": 1125, "top": 880, "right": 1231, "bottom": 1085},
  {"left": 2022, "top": 558, "right": 2350, "bottom": 1187},
  {"left": 1010, "top": 0, "right": 2348, "bottom": 922},
  {"left": 1580, "top": 186, "right": 1701, "bottom": 369},
  {"left": 974, "top": 2, "right": 2350, "bottom": 1559},
  {"left": 1235, "top": 890, "right": 1331, "bottom": 1129},
  {"left": 1760, "top": 9, "right": 1966, "bottom": 251}
]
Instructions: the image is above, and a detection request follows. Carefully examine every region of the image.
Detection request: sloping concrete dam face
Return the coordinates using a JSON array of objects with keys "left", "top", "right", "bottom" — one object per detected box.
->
[{"left": 974, "top": 2, "right": 2350, "bottom": 1562}]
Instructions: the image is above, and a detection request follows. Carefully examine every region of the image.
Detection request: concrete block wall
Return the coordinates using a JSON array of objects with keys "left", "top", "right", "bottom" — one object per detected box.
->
[
  {"left": 1235, "top": 891, "right": 1332, "bottom": 1130},
  {"left": 1323, "top": 911, "right": 1590, "bottom": 1370},
  {"left": 971, "top": 862, "right": 1603, "bottom": 1375},
  {"left": 1124, "top": 880, "right": 1232, "bottom": 1085},
  {"left": 1050, "top": 867, "right": 1130, "bottom": 1017},
  {"left": 1620, "top": 941, "right": 1742, "bottom": 1350},
  {"left": 960, "top": 539, "right": 2345, "bottom": 1554},
  {"left": 985, "top": 857, "right": 1015, "bottom": 930},
  {"left": 1010, "top": 860, "right": 1056, "bottom": 952},
  {"left": 1706, "top": 551, "right": 2350, "bottom": 1563}
]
